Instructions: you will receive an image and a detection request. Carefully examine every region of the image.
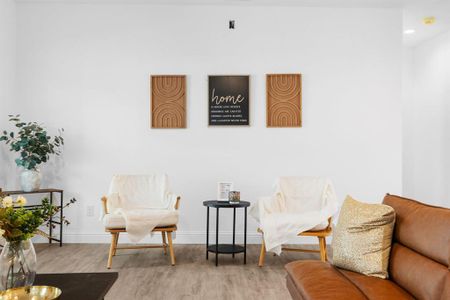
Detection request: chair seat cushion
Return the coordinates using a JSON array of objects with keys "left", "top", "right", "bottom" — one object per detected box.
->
[{"left": 103, "top": 211, "right": 178, "bottom": 229}]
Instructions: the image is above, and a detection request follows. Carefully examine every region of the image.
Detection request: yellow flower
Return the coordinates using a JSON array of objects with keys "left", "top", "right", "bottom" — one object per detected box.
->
[
  {"left": 0, "top": 229, "right": 4, "bottom": 236},
  {"left": 16, "top": 196, "right": 27, "bottom": 207},
  {"left": 2, "top": 196, "right": 13, "bottom": 208}
]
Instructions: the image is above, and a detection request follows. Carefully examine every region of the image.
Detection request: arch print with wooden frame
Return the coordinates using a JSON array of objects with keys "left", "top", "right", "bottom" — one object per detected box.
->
[
  {"left": 266, "top": 74, "right": 302, "bottom": 127},
  {"left": 151, "top": 75, "right": 187, "bottom": 129}
]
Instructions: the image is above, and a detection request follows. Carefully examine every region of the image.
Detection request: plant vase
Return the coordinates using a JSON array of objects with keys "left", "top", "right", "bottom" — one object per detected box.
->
[
  {"left": 0, "top": 239, "right": 37, "bottom": 290},
  {"left": 20, "top": 169, "right": 41, "bottom": 192}
]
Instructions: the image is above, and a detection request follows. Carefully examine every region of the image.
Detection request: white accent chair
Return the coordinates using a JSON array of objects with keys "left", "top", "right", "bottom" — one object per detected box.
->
[
  {"left": 253, "top": 177, "right": 337, "bottom": 267},
  {"left": 101, "top": 174, "right": 180, "bottom": 268}
]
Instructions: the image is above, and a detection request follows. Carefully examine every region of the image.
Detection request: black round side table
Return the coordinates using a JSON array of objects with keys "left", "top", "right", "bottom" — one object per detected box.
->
[{"left": 203, "top": 200, "right": 251, "bottom": 266}]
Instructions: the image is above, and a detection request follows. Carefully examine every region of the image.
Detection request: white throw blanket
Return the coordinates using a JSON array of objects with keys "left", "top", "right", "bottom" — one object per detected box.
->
[
  {"left": 250, "top": 177, "right": 338, "bottom": 254},
  {"left": 105, "top": 174, "right": 179, "bottom": 243}
]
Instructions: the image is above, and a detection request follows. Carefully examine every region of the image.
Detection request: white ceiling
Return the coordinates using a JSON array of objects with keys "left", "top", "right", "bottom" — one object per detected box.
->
[
  {"left": 12, "top": 0, "right": 435, "bottom": 7},
  {"left": 15, "top": 0, "right": 450, "bottom": 46}
]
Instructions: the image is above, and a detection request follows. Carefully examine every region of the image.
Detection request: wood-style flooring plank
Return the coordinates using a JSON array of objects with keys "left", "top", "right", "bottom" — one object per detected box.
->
[{"left": 35, "top": 244, "right": 329, "bottom": 300}]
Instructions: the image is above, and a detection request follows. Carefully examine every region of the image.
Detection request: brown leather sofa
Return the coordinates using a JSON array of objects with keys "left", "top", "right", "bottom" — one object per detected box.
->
[{"left": 285, "top": 194, "right": 450, "bottom": 300}]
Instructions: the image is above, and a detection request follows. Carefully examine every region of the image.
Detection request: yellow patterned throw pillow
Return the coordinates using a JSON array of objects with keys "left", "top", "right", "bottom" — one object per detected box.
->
[{"left": 332, "top": 196, "right": 395, "bottom": 279}]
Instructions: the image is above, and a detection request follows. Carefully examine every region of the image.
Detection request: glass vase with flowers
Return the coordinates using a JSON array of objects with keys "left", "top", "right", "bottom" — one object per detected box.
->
[{"left": 0, "top": 193, "right": 76, "bottom": 290}]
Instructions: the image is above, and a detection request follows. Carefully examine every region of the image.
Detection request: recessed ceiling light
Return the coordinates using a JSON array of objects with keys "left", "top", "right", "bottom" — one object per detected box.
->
[{"left": 404, "top": 29, "right": 415, "bottom": 35}]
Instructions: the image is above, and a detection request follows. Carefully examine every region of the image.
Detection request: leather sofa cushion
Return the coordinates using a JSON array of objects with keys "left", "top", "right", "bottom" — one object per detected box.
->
[
  {"left": 383, "top": 194, "right": 450, "bottom": 266},
  {"left": 389, "top": 243, "right": 449, "bottom": 300},
  {"left": 339, "top": 269, "right": 414, "bottom": 300},
  {"left": 285, "top": 261, "right": 367, "bottom": 300}
]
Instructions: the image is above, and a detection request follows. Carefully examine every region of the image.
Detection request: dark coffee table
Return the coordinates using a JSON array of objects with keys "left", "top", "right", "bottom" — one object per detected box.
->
[
  {"left": 34, "top": 272, "right": 118, "bottom": 300},
  {"left": 203, "top": 200, "right": 250, "bottom": 266}
]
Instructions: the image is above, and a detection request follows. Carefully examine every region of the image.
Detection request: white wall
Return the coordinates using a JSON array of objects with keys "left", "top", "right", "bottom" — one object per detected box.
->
[
  {"left": 0, "top": 0, "right": 15, "bottom": 112},
  {"left": 403, "top": 30, "right": 450, "bottom": 208},
  {"left": 11, "top": 3, "right": 402, "bottom": 243},
  {"left": 0, "top": 0, "right": 17, "bottom": 189}
]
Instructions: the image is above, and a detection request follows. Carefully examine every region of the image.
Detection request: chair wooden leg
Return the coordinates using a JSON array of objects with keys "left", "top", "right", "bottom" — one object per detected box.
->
[
  {"left": 107, "top": 232, "right": 117, "bottom": 269},
  {"left": 318, "top": 237, "right": 327, "bottom": 262},
  {"left": 167, "top": 231, "right": 175, "bottom": 266},
  {"left": 161, "top": 231, "right": 167, "bottom": 255},
  {"left": 112, "top": 232, "right": 119, "bottom": 256},
  {"left": 258, "top": 237, "right": 266, "bottom": 267}
]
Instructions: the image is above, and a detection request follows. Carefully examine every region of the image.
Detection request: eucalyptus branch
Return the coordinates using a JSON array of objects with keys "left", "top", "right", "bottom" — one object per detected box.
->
[{"left": 0, "top": 115, "right": 64, "bottom": 171}]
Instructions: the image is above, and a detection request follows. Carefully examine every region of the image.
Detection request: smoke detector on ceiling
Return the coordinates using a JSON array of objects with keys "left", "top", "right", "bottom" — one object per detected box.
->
[{"left": 423, "top": 16, "right": 436, "bottom": 25}]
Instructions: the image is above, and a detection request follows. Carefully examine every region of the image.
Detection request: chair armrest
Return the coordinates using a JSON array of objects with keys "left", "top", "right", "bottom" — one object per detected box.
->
[
  {"left": 326, "top": 217, "right": 332, "bottom": 230},
  {"left": 101, "top": 196, "right": 108, "bottom": 214},
  {"left": 175, "top": 196, "right": 181, "bottom": 210}
]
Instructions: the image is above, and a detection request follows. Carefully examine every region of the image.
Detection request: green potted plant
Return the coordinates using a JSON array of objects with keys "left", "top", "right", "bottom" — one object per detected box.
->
[
  {"left": 0, "top": 115, "right": 64, "bottom": 192},
  {"left": 0, "top": 194, "right": 76, "bottom": 290}
]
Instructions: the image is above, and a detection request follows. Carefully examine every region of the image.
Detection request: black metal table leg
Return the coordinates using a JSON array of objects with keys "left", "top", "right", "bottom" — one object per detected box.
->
[
  {"left": 206, "top": 206, "right": 209, "bottom": 260},
  {"left": 215, "top": 208, "right": 219, "bottom": 266},
  {"left": 49, "top": 192, "right": 53, "bottom": 244},
  {"left": 244, "top": 206, "right": 247, "bottom": 264},
  {"left": 232, "top": 207, "right": 236, "bottom": 258},
  {"left": 60, "top": 191, "right": 63, "bottom": 247}
]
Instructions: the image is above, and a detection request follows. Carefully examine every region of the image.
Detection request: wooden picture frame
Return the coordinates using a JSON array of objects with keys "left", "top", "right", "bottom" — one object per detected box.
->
[
  {"left": 217, "top": 182, "right": 234, "bottom": 201},
  {"left": 151, "top": 75, "right": 186, "bottom": 128},
  {"left": 266, "top": 74, "right": 302, "bottom": 127}
]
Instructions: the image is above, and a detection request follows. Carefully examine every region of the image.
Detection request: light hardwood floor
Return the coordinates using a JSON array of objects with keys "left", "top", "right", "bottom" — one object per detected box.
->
[{"left": 35, "top": 244, "right": 329, "bottom": 300}]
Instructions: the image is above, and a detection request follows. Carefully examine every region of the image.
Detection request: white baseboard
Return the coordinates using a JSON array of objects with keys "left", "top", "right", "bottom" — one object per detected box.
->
[{"left": 33, "top": 231, "right": 327, "bottom": 245}]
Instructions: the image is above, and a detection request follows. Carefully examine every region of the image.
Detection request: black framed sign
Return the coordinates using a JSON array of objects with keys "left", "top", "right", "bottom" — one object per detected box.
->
[{"left": 208, "top": 75, "right": 249, "bottom": 126}]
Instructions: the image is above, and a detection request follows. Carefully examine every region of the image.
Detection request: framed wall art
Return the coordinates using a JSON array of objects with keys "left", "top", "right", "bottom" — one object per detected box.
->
[
  {"left": 151, "top": 75, "right": 186, "bottom": 128},
  {"left": 266, "top": 74, "right": 302, "bottom": 127},
  {"left": 217, "top": 182, "right": 234, "bottom": 201},
  {"left": 208, "top": 75, "right": 249, "bottom": 126}
]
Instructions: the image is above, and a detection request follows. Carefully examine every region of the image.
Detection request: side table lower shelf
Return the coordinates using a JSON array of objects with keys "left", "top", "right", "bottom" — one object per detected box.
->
[{"left": 207, "top": 244, "right": 245, "bottom": 254}]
